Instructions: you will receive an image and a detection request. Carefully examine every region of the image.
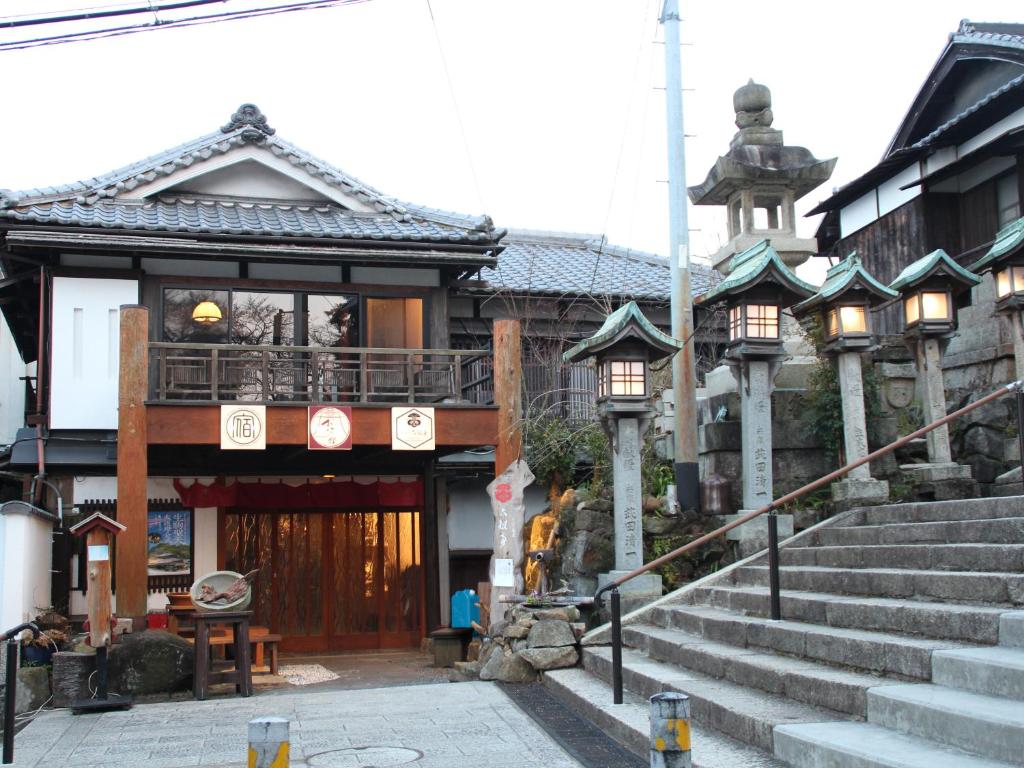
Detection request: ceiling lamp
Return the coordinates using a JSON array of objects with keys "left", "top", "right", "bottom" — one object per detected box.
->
[{"left": 192, "top": 300, "right": 223, "bottom": 324}]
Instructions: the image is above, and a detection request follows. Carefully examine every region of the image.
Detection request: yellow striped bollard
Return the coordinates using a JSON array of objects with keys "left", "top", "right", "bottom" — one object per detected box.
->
[
  {"left": 248, "top": 716, "right": 289, "bottom": 768},
  {"left": 650, "top": 692, "right": 691, "bottom": 768}
]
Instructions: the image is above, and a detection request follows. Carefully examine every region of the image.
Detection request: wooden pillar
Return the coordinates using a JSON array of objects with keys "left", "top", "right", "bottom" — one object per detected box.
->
[
  {"left": 493, "top": 319, "right": 523, "bottom": 476},
  {"left": 116, "top": 305, "right": 149, "bottom": 620}
]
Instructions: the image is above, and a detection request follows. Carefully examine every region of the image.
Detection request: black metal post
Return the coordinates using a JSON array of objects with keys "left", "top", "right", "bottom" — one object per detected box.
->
[
  {"left": 3, "top": 639, "right": 17, "bottom": 764},
  {"left": 767, "top": 512, "right": 781, "bottom": 621},
  {"left": 610, "top": 588, "right": 623, "bottom": 705},
  {"left": 95, "top": 647, "right": 108, "bottom": 700},
  {"left": 1017, "top": 390, "right": 1024, "bottom": 474}
]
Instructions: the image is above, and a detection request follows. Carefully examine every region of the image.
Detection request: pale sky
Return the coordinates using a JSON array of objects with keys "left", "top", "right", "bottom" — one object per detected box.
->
[{"left": 1, "top": 0, "right": 1020, "bottom": 277}]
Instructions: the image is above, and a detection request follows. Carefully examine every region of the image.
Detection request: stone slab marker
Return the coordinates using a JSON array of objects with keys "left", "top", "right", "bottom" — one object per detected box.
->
[
  {"left": 918, "top": 337, "right": 952, "bottom": 464},
  {"left": 612, "top": 418, "right": 643, "bottom": 572},
  {"left": 740, "top": 360, "right": 774, "bottom": 510},
  {"left": 837, "top": 351, "right": 871, "bottom": 479}
]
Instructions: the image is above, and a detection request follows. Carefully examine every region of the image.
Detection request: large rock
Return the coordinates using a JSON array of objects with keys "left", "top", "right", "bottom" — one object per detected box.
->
[
  {"left": 477, "top": 642, "right": 504, "bottom": 681},
  {"left": 108, "top": 630, "right": 193, "bottom": 695},
  {"left": 526, "top": 620, "right": 576, "bottom": 648},
  {"left": 15, "top": 666, "right": 50, "bottom": 714},
  {"left": 51, "top": 652, "right": 95, "bottom": 707},
  {"left": 495, "top": 651, "right": 537, "bottom": 683},
  {"left": 518, "top": 646, "right": 579, "bottom": 671},
  {"left": 533, "top": 606, "right": 580, "bottom": 622}
]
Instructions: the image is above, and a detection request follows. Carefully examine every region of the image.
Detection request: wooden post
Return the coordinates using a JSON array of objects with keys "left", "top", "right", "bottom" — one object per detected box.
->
[
  {"left": 117, "top": 305, "right": 149, "bottom": 621},
  {"left": 86, "top": 528, "right": 114, "bottom": 648},
  {"left": 493, "top": 319, "right": 523, "bottom": 476}
]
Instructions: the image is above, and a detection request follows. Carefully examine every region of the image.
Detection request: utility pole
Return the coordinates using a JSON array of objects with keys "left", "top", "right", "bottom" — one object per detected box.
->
[{"left": 661, "top": 0, "right": 700, "bottom": 514}]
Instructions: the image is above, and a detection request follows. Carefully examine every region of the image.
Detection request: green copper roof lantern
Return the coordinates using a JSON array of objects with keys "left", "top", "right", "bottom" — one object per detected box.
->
[
  {"left": 792, "top": 251, "right": 897, "bottom": 352},
  {"left": 696, "top": 239, "right": 814, "bottom": 359},
  {"left": 971, "top": 216, "right": 1024, "bottom": 312},
  {"left": 563, "top": 301, "right": 682, "bottom": 414},
  {"left": 889, "top": 249, "right": 980, "bottom": 338}
]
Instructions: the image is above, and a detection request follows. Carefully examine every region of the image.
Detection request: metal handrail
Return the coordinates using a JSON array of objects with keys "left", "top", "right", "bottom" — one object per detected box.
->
[
  {"left": 3, "top": 622, "right": 39, "bottom": 764},
  {"left": 149, "top": 342, "right": 488, "bottom": 355},
  {"left": 596, "top": 379, "right": 1023, "bottom": 704}
]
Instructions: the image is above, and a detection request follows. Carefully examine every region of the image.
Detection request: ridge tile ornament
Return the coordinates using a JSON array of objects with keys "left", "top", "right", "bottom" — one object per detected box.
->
[{"left": 220, "top": 103, "right": 276, "bottom": 141}]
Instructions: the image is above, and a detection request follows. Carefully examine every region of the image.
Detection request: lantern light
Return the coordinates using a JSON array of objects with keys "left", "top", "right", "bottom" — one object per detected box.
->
[
  {"left": 889, "top": 249, "right": 979, "bottom": 339},
  {"left": 192, "top": 300, "right": 223, "bottom": 324}
]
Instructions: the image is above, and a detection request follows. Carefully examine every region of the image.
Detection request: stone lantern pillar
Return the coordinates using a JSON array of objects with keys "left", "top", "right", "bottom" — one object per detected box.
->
[
  {"left": 890, "top": 249, "right": 980, "bottom": 486},
  {"left": 792, "top": 252, "right": 896, "bottom": 510},
  {"left": 563, "top": 302, "right": 683, "bottom": 600},
  {"left": 971, "top": 216, "right": 1024, "bottom": 381},
  {"left": 696, "top": 241, "right": 815, "bottom": 548}
]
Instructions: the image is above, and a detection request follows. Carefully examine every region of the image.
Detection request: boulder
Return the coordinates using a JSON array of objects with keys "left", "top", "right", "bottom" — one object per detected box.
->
[
  {"left": 478, "top": 642, "right": 504, "bottom": 681},
  {"left": 643, "top": 513, "right": 680, "bottom": 535},
  {"left": 534, "top": 606, "right": 580, "bottom": 622},
  {"left": 15, "top": 666, "right": 50, "bottom": 714},
  {"left": 51, "top": 652, "right": 95, "bottom": 707},
  {"left": 108, "top": 630, "right": 192, "bottom": 695},
  {"left": 577, "top": 498, "right": 612, "bottom": 513},
  {"left": 526, "top": 620, "right": 576, "bottom": 648},
  {"left": 519, "top": 646, "right": 579, "bottom": 671},
  {"left": 573, "top": 508, "right": 613, "bottom": 532},
  {"left": 502, "top": 623, "right": 530, "bottom": 640},
  {"left": 495, "top": 651, "right": 537, "bottom": 683}
]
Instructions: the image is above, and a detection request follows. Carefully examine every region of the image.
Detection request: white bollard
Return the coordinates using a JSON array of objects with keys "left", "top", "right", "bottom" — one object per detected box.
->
[
  {"left": 650, "top": 692, "right": 691, "bottom": 768},
  {"left": 248, "top": 716, "right": 289, "bottom": 768}
]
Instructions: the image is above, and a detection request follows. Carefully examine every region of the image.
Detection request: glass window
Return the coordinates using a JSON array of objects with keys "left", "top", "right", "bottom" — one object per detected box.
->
[
  {"left": 921, "top": 291, "right": 949, "bottom": 320},
  {"left": 728, "top": 306, "right": 742, "bottom": 340},
  {"left": 997, "top": 172, "right": 1020, "bottom": 228},
  {"left": 839, "top": 305, "right": 867, "bottom": 334},
  {"left": 827, "top": 308, "right": 839, "bottom": 337},
  {"left": 608, "top": 360, "right": 645, "bottom": 396},
  {"left": 746, "top": 304, "right": 779, "bottom": 338},
  {"left": 366, "top": 298, "right": 423, "bottom": 349},
  {"left": 904, "top": 294, "right": 920, "bottom": 326},
  {"left": 163, "top": 289, "right": 229, "bottom": 343},
  {"left": 230, "top": 292, "right": 294, "bottom": 346},
  {"left": 306, "top": 294, "right": 359, "bottom": 347}
]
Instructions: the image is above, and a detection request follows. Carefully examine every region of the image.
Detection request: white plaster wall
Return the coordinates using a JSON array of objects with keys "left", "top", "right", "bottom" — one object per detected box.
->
[
  {"left": 0, "top": 314, "right": 26, "bottom": 446},
  {"left": 350, "top": 267, "right": 440, "bottom": 287},
  {"left": 173, "top": 160, "right": 332, "bottom": 201},
  {"left": 877, "top": 163, "right": 921, "bottom": 216},
  {"left": 958, "top": 105, "right": 1024, "bottom": 158},
  {"left": 0, "top": 512, "right": 54, "bottom": 629},
  {"left": 50, "top": 277, "right": 140, "bottom": 430},
  {"left": 447, "top": 477, "right": 548, "bottom": 551},
  {"left": 839, "top": 190, "right": 879, "bottom": 239}
]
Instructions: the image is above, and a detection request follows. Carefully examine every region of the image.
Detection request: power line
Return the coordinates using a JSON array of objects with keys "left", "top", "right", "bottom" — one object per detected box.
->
[
  {"left": 0, "top": 0, "right": 227, "bottom": 30},
  {"left": 0, "top": 0, "right": 370, "bottom": 52}
]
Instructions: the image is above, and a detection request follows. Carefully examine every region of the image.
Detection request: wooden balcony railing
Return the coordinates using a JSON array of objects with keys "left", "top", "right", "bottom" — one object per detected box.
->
[{"left": 148, "top": 342, "right": 492, "bottom": 405}]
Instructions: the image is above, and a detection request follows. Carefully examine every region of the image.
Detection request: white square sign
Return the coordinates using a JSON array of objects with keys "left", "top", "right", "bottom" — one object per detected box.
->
[
  {"left": 492, "top": 558, "right": 515, "bottom": 587},
  {"left": 391, "top": 407, "right": 435, "bottom": 451},
  {"left": 220, "top": 405, "right": 267, "bottom": 450}
]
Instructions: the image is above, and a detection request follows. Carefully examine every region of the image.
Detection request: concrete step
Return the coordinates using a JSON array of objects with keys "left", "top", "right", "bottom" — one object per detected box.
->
[
  {"left": 850, "top": 497, "right": 1024, "bottom": 526},
  {"left": 782, "top": 543, "right": 1024, "bottom": 572},
  {"left": 734, "top": 565, "right": 1024, "bottom": 605},
  {"left": 622, "top": 622, "right": 888, "bottom": 715},
  {"left": 814, "top": 517, "right": 1024, "bottom": 547},
  {"left": 648, "top": 603, "right": 966, "bottom": 680},
  {"left": 775, "top": 720, "right": 1017, "bottom": 768},
  {"left": 932, "top": 645, "right": 1024, "bottom": 700},
  {"left": 868, "top": 684, "right": 1024, "bottom": 765},
  {"left": 542, "top": 667, "right": 788, "bottom": 768},
  {"left": 691, "top": 585, "right": 1006, "bottom": 643},
  {"left": 1003, "top": 612, "right": 1024, "bottom": 647},
  {"left": 582, "top": 645, "right": 853, "bottom": 753}
]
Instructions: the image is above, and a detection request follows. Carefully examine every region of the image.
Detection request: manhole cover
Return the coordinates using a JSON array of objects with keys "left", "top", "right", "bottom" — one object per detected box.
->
[{"left": 307, "top": 746, "right": 423, "bottom": 767}]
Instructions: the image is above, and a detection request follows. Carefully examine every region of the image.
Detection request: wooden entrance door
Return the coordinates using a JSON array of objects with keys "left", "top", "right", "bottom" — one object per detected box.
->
[{"left": 223, "top": 509, "right": 424, "bottom": 651}]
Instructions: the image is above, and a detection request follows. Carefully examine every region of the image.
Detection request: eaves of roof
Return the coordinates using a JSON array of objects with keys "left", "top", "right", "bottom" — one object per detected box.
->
[
  {"left": 890, "top": 248, "right": 981, "bottom": 291},
  {"left": 971, "top": 215, "right": 1024, "bottom": 272},
  {"left": 562, "top": 300, "right": 682, "bottom": 363},
  {"left": 792, "top": 251, "right": 897, "bottom": 315},
  {"left": 697, "top": 239, "right": 815, "bottom": 305}
]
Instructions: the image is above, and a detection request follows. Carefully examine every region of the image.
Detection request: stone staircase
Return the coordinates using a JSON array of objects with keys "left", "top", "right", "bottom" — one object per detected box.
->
[{"left": 545, "top": 496, "right": 1024, "bottom": 767}]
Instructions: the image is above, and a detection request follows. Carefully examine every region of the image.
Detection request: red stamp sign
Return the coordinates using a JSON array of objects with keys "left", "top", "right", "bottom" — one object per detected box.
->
[{"left": 494, "top": 483, "right": 513, "bottom": 503}]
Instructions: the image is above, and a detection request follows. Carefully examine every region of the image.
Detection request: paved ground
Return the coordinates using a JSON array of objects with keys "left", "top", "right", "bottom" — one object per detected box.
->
[
  {"left": 8, "top": 681, "right": 583, "bottom": 768},
  {"left": 265, "top": 649, "right": 455, "bottom": 693}
]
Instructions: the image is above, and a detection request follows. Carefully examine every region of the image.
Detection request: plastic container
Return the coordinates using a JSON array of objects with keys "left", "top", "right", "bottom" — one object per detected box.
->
[{"left": 450, "top": 589, "right": 479, "bottom": 629}]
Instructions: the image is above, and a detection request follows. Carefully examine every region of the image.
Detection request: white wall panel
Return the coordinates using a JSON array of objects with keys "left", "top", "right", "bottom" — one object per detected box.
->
[
  {"left": 0, "top": 316, "right": 26, "bottom": 445},
  {"left": 140, "top": 258, "right": 238, "bottom": 277},
  {"left": 350, "top": 266, "right": 440, "bottom": 287},
  {"left": 51, "top": 277, "right": 139, "bottom": 429},
  {"left": 877, "top": 163, "right": 921, "bottom": 216},
  {"left": 839, "top": 190, "right": 879, "bottom": 238}
]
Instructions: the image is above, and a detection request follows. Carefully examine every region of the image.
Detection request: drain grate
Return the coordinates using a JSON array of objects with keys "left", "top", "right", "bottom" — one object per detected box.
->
[
  {"left": 306, "top": 745, "right": 423, "bottom": 766},
  {"left": 500, "top": 682, "right": 645, "bottom": 768}
]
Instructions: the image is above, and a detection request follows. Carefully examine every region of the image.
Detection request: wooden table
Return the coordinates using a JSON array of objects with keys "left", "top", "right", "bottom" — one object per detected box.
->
[{"left": 191, "top": 611, "right": 253, "bottom": 701}]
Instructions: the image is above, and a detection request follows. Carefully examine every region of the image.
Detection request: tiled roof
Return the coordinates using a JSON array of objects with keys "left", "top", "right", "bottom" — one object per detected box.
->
[
  {"left": 479, "top": 230, "right": 717, "bottom": 302},
  {"left": 953, "top": 20, "right": 1024, "bottom": 49},
  {"left": 971, "top": 215, "right": 1024, "bottom": 272},
  {"left": 0, "top": 104, "right": 499, "bottom": 243},
  {"left": 890, "top": 248, "right": 980, "bottom": 291},
  {"left": 792, "top": 251, "right": 897, "bottom": 316},
  {"left": 0, "top": 196, "right": 494, "bottom": 243},
  {"left": 909, "top": 71, "right": 1024, "bottom": 151}
]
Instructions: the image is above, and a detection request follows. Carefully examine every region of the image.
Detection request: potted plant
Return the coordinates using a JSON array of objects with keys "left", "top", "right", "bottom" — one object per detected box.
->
[{"left": 20, "top": 628, "right": 68, "bottom": 666}]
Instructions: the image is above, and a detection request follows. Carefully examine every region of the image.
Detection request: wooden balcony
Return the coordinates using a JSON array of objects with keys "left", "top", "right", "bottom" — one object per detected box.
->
[{"left": 148, "top": 342, "right": 492, "bottom": 405}]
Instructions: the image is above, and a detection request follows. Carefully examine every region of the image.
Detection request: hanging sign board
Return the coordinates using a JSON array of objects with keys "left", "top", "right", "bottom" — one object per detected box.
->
[
  {"left": 308, "top": 406, "right": 353, "bottom": 450},
  {"left": 391, "top": 407, "right": 435, "bottom": 451},
  {"left": 220, "top": 405, "right": 266, "bottom": 450}
]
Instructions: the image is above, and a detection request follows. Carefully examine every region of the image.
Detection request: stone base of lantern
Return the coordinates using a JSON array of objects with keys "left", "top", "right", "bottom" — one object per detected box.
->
[
  {"left": 830, "top": 478, "right": 890, "bottom": 513},
  {"left": 596, "top": 571, "right": 664, "bottom": 617},
  {"left": 993, "top": 466, "right": 1023, "bottom": 496},
  {"left": 900, "top": 463, "right": 978, "bottom": 501},
  {"left": 723, "top": 512, "right": 794, "bottom": 558}
]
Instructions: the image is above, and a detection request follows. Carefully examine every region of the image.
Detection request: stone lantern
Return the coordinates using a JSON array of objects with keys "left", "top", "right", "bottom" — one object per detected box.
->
[
  {"left": 971, "top": 216, "right": 1024, "bottom": 381},
  {"left": 696, "top": 240, "right": 814, "bottom": 543},
  {"left": 792, "top": 252, "right": 896, "bottom": 509},
  {"left": 564, "top": 301, "right": 682, "bottom": 601},
  {"left": 890, "top": 249, "right": 980, "bottom": 481}
]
